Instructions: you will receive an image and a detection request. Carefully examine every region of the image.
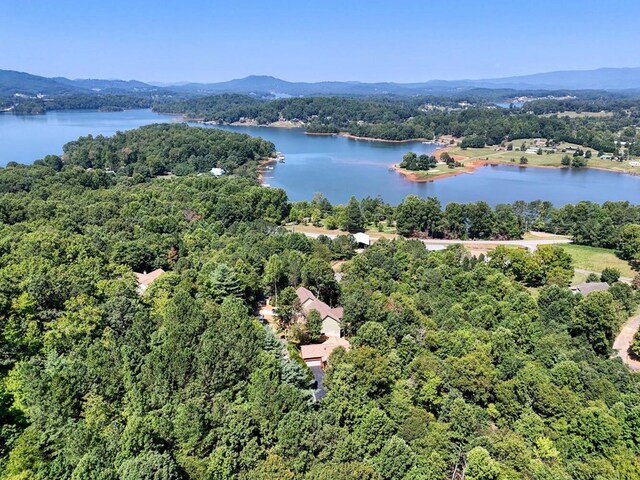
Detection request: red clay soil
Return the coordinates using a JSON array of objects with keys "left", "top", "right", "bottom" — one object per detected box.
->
[{"left": 613, "top": 314, "right": 640, "bottom": 371}]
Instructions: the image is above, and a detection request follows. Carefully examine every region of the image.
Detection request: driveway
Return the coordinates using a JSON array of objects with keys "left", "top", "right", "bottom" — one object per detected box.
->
[
  {"left": 290, "top": 227, "right": 571, "bottom": 252},
  {"left": 613, "top": 314, "right": 640, "bottom": 371},
  {"left": 309, "top": 365, "right": 326, "bottom": 400}
]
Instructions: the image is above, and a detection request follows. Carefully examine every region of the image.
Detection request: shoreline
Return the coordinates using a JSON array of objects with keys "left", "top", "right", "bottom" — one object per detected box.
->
[
  {"left": 169, "top": 114, "right": 451, "bottom": 144},
  {"left": 155, "top": 117, "right": 640, "bottom": 181},
  {"left": 257, "top": 157, "right": 278, "bottom": 184},
  {"left": 305, "top": 130, "right": 448, "bottom": 144},
  {"left": 394, "top": 144, "right": 640, "bottom": 183},
  {"left": 392, "top": 158, "right": 489, "bottom": 183},
  {"left": 338, "top": 132, "right": 436, "bottom": 143}
]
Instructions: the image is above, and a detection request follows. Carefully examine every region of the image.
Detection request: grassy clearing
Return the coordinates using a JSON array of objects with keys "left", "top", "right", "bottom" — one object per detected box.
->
[
  {"left": 448, "top": 141, "right": 639, "bottom": 173},
  {"left": 558, "top": 244, "right": 635, "bottom": 278},
  {"left": 522, "top": 231, "right": 571, "bottom": 240},
  {"left": 571, "top": 270, "right": 590, "bottom": 286},
  {"left": 395, "top": 165, "right": 468, "bottom": 179},
  {"left": 540, "top": 111, "right": 614, "bottom": 119}
]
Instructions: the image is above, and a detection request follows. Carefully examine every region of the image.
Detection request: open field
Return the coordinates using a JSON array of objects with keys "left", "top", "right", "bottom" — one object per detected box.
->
[
  {"left": 558, "top": 244, "right": 635, "bottom": 278},
  {"left": 394, "top": 164, "right": 469, "bottom": 181},
  {"left": 286, "top": 224, "right": 400, "bottom": 240},
  {"left": 523, "top": 231, "right": 571, "bottom": 240},
  {"left": 446, "top": 140, "right": 639, "bottom": 174},
  {"left": 540, "top": 111, "right": 614, "bottom": 119},
  {"left": 571, "top": 269, "right": 590, "bottom": 285}
]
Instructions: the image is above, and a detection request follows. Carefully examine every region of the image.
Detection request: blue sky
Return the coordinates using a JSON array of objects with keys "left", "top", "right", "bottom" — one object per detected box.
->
[{"left": 3, "top": 0, "right": 640, "bottom": 83}]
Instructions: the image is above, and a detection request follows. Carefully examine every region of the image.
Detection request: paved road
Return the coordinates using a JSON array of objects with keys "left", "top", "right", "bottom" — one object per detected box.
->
[
  {"left": 420, "top": 238, "right": 571, "bottom": 251},
  {"left": 309, "top": 365, "right": 326, "bottom": 400},
  {"left": 574, "top": 268, "right": 633, "bottom": 284},
  {"left": 613, "top": 315, "right": 640, "bottom": 371},
  {"left": 293, "top": 229, "right": 571, "bottom": 251}
]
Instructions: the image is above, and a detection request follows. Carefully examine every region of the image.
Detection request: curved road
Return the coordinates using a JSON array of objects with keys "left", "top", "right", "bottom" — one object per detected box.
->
[
  {"left": 288, "top": 225, "right": 640, "bottom": 370},
  {"left": 613, "top": 315, "right": 640, "bottom": 371}
]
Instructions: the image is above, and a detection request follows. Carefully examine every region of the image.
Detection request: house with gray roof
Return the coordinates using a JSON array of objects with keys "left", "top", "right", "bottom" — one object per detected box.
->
[{"left": 570, "top": 282, "right": 610, "bottom": 295}]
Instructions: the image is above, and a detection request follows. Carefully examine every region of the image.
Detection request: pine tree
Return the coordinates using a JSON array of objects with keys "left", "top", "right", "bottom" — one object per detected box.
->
[
  {"left": 344, "top": 196, "right": 364, "bottom": 233},
  {"left": 207, "top": 263, "right": 243, "bottom": 300}
]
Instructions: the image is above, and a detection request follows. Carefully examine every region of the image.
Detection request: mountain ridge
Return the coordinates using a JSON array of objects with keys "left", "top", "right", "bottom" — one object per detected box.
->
[{"left": 1, "top": 67, "right": 639, "bottom": 96}]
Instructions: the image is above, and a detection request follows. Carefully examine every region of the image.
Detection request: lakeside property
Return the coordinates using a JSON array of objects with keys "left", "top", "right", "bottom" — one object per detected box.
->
[
  {"left": 3, "top": 109, "right": 640, "bottom": 207},
  {"left": 392, "top": 138, "right": 640, "bottom": 184}
]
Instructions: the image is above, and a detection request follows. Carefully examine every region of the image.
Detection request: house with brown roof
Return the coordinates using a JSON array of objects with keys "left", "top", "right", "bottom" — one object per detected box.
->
[
  {"left": 296, "top": 286, "right": 343, "bottom": 338},
  {"left": 301, "top": 336, "right": 351, "bottom": 367},
  {"left": 134, "top": 268, "right": 165, "bottom": 293}
]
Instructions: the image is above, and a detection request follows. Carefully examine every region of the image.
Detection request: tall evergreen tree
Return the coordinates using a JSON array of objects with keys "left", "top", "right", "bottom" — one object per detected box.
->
[{"left": 344, "top": 196, "right": 365, "bottom": 233}]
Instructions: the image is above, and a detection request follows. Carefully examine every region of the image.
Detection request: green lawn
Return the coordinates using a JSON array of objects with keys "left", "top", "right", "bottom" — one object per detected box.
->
[
  {"left": 448, "top": 140, "right": 639, "bottom": 173},
  {"left": 571, "top": 270, "right": 590, "bottom": 286},
  {"left": 558, "top": 244, "right": 636, "bottom": 278},
  {"left": 522, "top": 231, "right": 570, "bottom": 240}
]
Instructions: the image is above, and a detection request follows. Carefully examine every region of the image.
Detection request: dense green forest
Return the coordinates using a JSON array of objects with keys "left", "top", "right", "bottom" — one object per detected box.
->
[
  {"left": 51, "top": 123, "right": 275, "bottom": 178},
  {"left": 154, "top": 94, "right": 638, "bottom": 153},
  {"left": 2, "top": 127, "right": 640, "bottom": 479},
  {"left": 523, "top": 98, "right": 640, "bottom": 115},
  {"left": 2, "top": 91, "right": 637, "bottom": 155},
  {"left": 293, "top": 193, "right": 640, "bottom": 253},
  {"left": 0, "top": 94, "right": 162, "bottom": 115}
]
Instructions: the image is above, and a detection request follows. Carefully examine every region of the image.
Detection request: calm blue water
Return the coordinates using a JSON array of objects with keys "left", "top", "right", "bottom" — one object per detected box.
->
[
  {"left": 201, "top": 124, "right": 640, "bottom": 206},
  {"left": 0, "top": 109, "right": 181, "bottom": 165},
  {"left": 1, "top": 109, "right": 639, "bottom": 206}
]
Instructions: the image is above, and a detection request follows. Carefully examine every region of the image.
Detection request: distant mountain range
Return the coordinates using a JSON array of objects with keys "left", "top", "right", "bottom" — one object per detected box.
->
[
  {"left": 2, "top": 67, "right": 640, "bottom": 97},
  {"left": 0, "top": 70, "right": 162, "bottom": 96}
]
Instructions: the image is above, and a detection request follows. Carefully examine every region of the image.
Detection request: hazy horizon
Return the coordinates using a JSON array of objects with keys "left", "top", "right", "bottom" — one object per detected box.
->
[
  {"left": 10, "top": 66, "right": 639, "bottom": 86},
  {"left": 3, "top": 0, "right": 640, "bottom": 84}
]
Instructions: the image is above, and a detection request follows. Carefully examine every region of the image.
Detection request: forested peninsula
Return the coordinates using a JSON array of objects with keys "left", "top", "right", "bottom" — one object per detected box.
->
[
  {"left": 154, "top": 94, "right": 640, "bottom": 154},
  {"left": 1, "top": 125, "right": 640, "bottom": 479}
]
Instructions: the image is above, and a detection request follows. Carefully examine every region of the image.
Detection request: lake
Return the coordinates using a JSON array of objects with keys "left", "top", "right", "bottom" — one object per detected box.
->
[
  {"left": 1, "top": 109, "right": 639, "bottom": 206},
  {"left": 202, "top": 123, "right": 640, "bottom": 206},
  {"left": 0, "top": 109, "right": 182, "bottom": 165}
]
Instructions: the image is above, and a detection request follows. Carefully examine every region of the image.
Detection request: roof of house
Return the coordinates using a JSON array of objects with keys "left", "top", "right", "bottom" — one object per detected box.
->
[
  {"left": 134, "top": 268, "right": 165, "bottom": 290},
  {"left": 296, "top": 287, "right": 343, "bottom": 322},
  {"left": 296, "top": 286, "right": 316, "bottom": 303},
  {"left": 300, "top": 336, "right": 351, "bottom": 363},
  {"left": 353, "top": 232, "right": 371, "bottom": 245},
  {"left": 570, "top": 282, "right": 610, "bottom": 295}
]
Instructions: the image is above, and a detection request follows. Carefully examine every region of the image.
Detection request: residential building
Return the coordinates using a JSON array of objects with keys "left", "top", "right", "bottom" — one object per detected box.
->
[
  {"left": 570, "top": 282, "right": 609, "bottom": 295},
  {"left": 134, "top": 268, "right": 165, "bottom": 293},
  {"left": 353, "top": 232, "right": 371, "bottom": 247},
  {"left": 300, "top": 336, "right": 351, "bottom": 367},
  {"left": 296, "top": 286, "right": 343, "bottom": 338}
]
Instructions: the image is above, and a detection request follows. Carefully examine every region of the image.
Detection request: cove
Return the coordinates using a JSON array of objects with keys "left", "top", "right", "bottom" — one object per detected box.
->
[
  {"left": 1, "top": 109, "right": 639, "bottom": 207},
  {"left": 200, "top": 124, "right": 640, "bottom": 206},
  {"left": 0, "top": 109, "right": 181, "bottom": 166}
]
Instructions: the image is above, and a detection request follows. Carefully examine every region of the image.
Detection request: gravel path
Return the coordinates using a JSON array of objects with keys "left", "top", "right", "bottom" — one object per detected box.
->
[{"left": 613, "top": 315, "right": 640, "bottom": 371}]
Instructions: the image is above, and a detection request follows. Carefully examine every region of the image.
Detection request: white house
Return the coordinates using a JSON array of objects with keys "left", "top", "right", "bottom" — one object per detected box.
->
[
  {"left": 353, "top": 232, "right": 371, "bottom": 247},
  {"left": 210, "top": 167, "right": 225, "bottom": 177}
]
